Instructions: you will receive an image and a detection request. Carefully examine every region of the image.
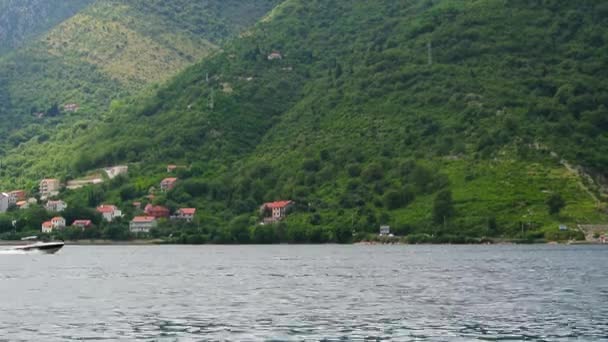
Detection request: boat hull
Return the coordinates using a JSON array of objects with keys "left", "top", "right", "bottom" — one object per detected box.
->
[{"left": 14, "top": 242, "right": 64, "bottom": 254}]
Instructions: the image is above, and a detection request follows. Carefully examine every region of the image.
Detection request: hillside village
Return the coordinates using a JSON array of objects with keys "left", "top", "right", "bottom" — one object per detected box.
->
[
  {"left": 0, "top": 1, "right": 607, "bottom": 245},
  {"left": 0, "top": 164, "right": 295, "bottom": 240}
]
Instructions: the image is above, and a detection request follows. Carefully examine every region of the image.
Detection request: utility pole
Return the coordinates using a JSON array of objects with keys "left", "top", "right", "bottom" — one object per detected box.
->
[{"left": 427, "top": 41, "right": 433, "bottom": 65}]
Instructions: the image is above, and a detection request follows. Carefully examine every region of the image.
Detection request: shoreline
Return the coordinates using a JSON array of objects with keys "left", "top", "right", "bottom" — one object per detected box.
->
[
  {"left": 0, "top": 239, "right": 164, "bottom": 246},
  {"left": 1, "top": 239, "right": 606, "bottom": 246}
]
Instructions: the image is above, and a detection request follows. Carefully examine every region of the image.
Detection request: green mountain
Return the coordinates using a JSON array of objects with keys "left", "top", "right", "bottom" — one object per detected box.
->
[
  {"left": 0, "top": 0, "right": 282, "bottom": 157},
  {"left": 2, "top": 0, "right": 608, "bottom": 242},
  {"left": 0, "top": 0, "right": 94, "bottom": 55}
]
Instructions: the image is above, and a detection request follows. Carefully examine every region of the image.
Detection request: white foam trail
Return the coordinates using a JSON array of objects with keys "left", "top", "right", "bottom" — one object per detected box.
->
[{"left": 0, "top": 248, "right": 42, "bottom": 255}]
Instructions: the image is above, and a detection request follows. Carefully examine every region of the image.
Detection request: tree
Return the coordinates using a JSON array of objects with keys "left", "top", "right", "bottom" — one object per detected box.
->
[
  {"left": 433, "top": 190, "right": 454, "bottom": 225},
  {"left": 384, "top": 187, "right": 415, "bottom": 210},
  {"left": 47, "top": 103, "right": 60, "bottom": 117},
  {"left": 0, "top": 216, "right": 14, "bottom": 234},
  {"left": 119, "top": 184, "right": 138, "bottom": 201},
  {"left": 546, "top": 193, "right": 566, "bottom": 215}
]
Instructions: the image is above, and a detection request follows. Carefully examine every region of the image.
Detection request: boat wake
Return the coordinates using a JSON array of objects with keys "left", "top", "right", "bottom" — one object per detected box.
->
[{"left": 0, "top": 249, "right": 42, "bottom": 255}]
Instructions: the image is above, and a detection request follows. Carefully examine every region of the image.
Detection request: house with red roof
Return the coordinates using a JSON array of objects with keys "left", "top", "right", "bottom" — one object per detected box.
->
[
  {"left": 42, "top": 216, "right": 66, "bottom": 233},
  {"left": 267, "top": 51, "right": 283, "bottom": 60},
  {"left": 260, "top": 200, "right": 294, "bottom": 224},
  {"left": 172, "top": 208, "right": 197, "bottom": 222},
  {"left": 96, "top": 204, "right": 122, "bottom": 222},
  {"left": 8, "top": 190, "right": 26, "bottom": 205},
  {"left": 72, "top": 220, "right": 92, "bottom": 229},
  {"left": 129, "top": 216, "right": 157, "bottom": 233},
  {"left": 51, "top": 217, "right": 66, "bottom": 228},
  {"left": 16, "top": 201, "right": 29, "bottom": 209},
  {"left": 42, "top": 221, "right": 53, "bottom": 233},
  {"left": 144, "top": 204, "right": 170, "bottom": 218},
  {"left": 160, "top": 177, "right": 178, "bottom": 192}
]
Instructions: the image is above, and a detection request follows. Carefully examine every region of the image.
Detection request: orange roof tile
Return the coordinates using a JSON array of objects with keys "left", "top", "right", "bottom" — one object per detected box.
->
[
  {"left": 264, "top": 200, "right": 293, "bottom": 209},
  {"left": 132, "top": 216, "right": 156, "bottom": 223}
]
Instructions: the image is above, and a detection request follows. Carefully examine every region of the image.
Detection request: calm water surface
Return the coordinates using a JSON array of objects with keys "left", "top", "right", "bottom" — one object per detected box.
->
[{"left": 0, "top": 245, "right": 607, "bottom": 341}]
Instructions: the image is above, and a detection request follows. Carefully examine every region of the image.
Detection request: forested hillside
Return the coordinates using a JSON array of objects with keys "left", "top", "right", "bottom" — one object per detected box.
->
[
  {"left": 1, "top": 0, "right": 607, "bottom": 243},
  {"left": 0, "top": 0, "right": 93, "bottom": 55},
  {"left": 0, "top": 0, "right": 282, "bottom": 166}
]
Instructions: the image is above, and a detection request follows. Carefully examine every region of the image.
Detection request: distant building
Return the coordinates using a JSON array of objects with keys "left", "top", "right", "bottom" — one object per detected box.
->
[
  {"left": 96, "top": 204, "right": 122, "bottom": 222},
  {"left": 104, "top": 165, "right": 128, "bottom": 179},
  {"left": 133, "top": 202, "right": 142, "bottom": 210},
  {"left": 51, "top": 217, "right": 66, "bottom": 229},
  {"left": 129, "top": 216, "right": 157, "bottom": 233},
  {"left": 72, "top": 220, "right": 92, "bottom": 229},
  {"left": 8, "top": 190, "right": 26, "bottom": 204},
  {"left": 267, "top": 51, "right": 283, "bottom": 60},
  {"left": 39, "top": 179, "right": 60, "bottom": 198},
  {"left": 167, "top": 164, "right": 187, "bottom": 173},
  {"left": 260, "top": 200, "right": 294, "bottom": 224},
  {"left": 41, "top": 221, "right": 53, "bottom": 233},
  {"left": 0, "top": 193, "right": 9, "bottom": 213},
  {"left": 42, "top": 216, "right": 66, "bottom": 233},
  {"left": 171, "top": 208, "right": 196, "bottom": 222},
  {"left": 16, "top": 201, "right": 28, "bottom": 210},
  {"left": 63, "top": 103, "right": 79, "bottom": 112},
  {"left": 144, "top": 204, "right": 170, "bottom": 218},
  {"left": 45, "top": 200, "right": 67, "bottom": 213},
  {"left": 559, "top": 225, "right": 568, "bottom": 231},
  {"left": 379, "top": 225, "right": 391, "bottom": 236},
  {"left": 160, "top": 178, "right": 178, "bottom": 192}
]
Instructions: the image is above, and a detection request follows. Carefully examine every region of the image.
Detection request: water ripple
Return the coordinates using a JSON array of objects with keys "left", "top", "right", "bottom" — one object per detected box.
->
[{"left": 0, "top": 245, "right": 607, "bottom": 340}]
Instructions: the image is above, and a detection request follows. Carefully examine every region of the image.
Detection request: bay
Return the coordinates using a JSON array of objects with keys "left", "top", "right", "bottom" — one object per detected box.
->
[{"left": 0, "top": 245, "right": 607, "bottom": 341}]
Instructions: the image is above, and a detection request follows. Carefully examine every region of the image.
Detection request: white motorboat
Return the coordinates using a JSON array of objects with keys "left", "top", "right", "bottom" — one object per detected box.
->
[{"left": 13, "top": 241, "right": 64, "bottom": 254}]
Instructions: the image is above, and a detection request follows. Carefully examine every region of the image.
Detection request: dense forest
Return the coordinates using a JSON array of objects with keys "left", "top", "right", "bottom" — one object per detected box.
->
[{"left": 0, "top": 0, "right": 607, "bottom": 243}]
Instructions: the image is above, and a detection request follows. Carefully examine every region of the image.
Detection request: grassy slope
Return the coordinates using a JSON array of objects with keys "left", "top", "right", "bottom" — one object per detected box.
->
[
  {"left": 0, "top": 0, "right": 283, "bottom": 178},
  {"left": 2, "top": 0, "right": 607, "bottom": 239},
  {"left": 0, "top": 0, "right": 94, "bottom": 55}
]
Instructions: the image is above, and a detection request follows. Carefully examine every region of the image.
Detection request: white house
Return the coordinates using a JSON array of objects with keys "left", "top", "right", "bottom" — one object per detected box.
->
[
  {"left": 260, "top": 200, "right": 294, "bottom": 224},
  {"left": 45, "top": 200, "right": 67, "bottom": 212},
  {"left": 42, "top": 221, "right": 53, "bottom": 233},
  {"left": 42, "top": 216, "right": 66, "bottom": 233},
  {"left": 0, "top": 193, "right": 9, "bottom": 213},
  {"left": 104, "top": 165, "right": 128, "bottom": 179},
  {"left": 160, "top": 177, "right": 178, "bottom": 192},
  {"left": 171, "top": 208, "right": 196, "bottom": 222},
  {"left": 267, "top": 51, "right": 283, "bottom": 60},
  {"left": 129, "top": 216, "right": 157, "bottom": 233},
  {"left": 96, "top": 204, "right": 122, "bottom": 222},
  {"left": 379, "top": 225, "right": 391, "bottom": 236}
]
